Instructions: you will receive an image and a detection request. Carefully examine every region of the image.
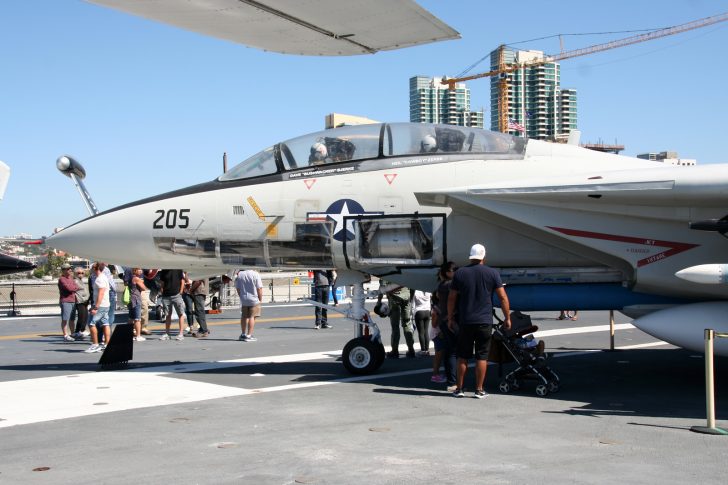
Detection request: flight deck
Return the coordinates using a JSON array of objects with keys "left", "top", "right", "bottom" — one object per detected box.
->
[{"left": 0, "top": 305, "right": 726, "bottom": 483}]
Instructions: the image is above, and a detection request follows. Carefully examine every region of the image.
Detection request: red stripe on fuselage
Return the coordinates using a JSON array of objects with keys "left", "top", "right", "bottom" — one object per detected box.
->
[{"left": 547, "top": 226, "right": 699, "bottom": 267}]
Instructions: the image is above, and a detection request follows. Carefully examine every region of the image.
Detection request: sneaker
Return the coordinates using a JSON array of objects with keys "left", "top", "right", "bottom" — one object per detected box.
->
[
  {"left": 194, "top": 331, "right": 210, "bottom": 338},
  {"left": 321, "top": 323, "right": 332, "bottom": 329},
  {"left": 474, "top": 390, "right": 488, "bottom": 399},
  {"left": 81, "top": 330, "right": 91, "bottom": 337},
  {"left": 245, "top": 335, "right": 257, "bottom": 342},
  {"left": 63, "top": 334, "right": 75, "bottom": 342},
  {"left": 314, "top": 324, "right": 321, "bottom": 330},
  {"left": 84, "top": 344, "right": 101, "bottom": 353},
  {"left": 446, "top": 384, "right": 458, "bottom": 392},
  {"left": 99, "top": 343, "right": 106, "bottom": 350},
  {"left": 430, "top": 375, "right": 446, "bottom": 383},
  {"left": 174, "top": 334, "right": 184, "bottom": 341},
  {"left": 134, "top": 336, "right": 146, "bottom": 342},
  {"left": 406, "top": 350, "right": 416, "bottom": 358},
  {"left": 386, "top": 351, "right": 399, "bottom": 359},
  {"left": 160, "top": 333, "right": 171, "bottom": 341},
  {"left": 184, "top": 326, "right": 192, "bottom": 334},
  {"left": 452, "top": 388, "right": 465, "bottom": 398},
  {"left": 238, "top": 334, "right": 248, "bottom": 341}
]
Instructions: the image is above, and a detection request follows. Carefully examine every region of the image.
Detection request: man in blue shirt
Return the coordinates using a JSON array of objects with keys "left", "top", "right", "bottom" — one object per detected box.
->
[{"left": 447, "top": 244, "right": 511, "bottom": 399}]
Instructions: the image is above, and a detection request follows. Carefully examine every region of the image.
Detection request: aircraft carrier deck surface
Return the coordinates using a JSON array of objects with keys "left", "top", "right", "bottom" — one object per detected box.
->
[{"left": 0, "top": 305, "right": 726, "bottom": 484}]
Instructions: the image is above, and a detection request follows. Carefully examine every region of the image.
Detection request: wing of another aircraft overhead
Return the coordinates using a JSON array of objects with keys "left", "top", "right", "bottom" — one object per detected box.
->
[
  {"left": 86, "top": 0, "right": 460, "bottom": 55},
  {"left": 0, "top": 161, "right": 9, "bottom": 201}
]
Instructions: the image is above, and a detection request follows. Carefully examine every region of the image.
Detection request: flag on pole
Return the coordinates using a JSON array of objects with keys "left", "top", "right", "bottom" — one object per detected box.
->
[{"left": 508, "top": 118, "right": 525, "bottom": 132}]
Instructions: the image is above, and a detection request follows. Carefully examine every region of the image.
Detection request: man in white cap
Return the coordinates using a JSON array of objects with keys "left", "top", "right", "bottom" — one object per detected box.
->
[{"left": 447, "top": 243, "right": 511, "bottom": 399}]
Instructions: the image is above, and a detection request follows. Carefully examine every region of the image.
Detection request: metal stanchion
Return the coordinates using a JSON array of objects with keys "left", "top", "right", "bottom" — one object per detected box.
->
[
  {"left": 609, "top": 310, "right": 615, "bottom": 351},
  {"left": 691, "top": 329, "right": 728, "bottom": 435}
]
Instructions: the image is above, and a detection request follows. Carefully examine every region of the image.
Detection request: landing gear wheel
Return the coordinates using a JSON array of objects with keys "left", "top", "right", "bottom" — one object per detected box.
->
[
  {"left": 499, "top": 381, "right": 511, "bottom": 393},
  {"left": 548, "top": 381, "right": 560, "bottom": 393},
  {"left": 342, "top": 337, "right": 381, "bottom": 375},
  {"left": 535, "top": 384, "right": 549, "bottom": 397}
]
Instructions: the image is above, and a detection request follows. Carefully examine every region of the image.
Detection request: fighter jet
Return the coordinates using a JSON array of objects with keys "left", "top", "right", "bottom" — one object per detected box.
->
[
  {"left": 48, "top": 122, "right": 728, "bottom": 371},
  {"left": 47, "top": 1, "right": 728, "bottom": 371}
]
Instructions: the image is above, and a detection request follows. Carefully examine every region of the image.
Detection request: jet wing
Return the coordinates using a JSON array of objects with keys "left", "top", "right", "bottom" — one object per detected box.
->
[
  {"left": 86, "top": 0, "right": 460, "bottom": 55},
  {"left": 417, "top": 164, "right": 728, "bottom": 276},
  {"left": 418, "top": 164, "right": 728, "bottom": 210}
]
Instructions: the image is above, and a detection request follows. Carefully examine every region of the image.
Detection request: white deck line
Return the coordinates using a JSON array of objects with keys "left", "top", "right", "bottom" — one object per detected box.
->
[{"left": 0, "top": 323, "right": 661, "bottom": 428}]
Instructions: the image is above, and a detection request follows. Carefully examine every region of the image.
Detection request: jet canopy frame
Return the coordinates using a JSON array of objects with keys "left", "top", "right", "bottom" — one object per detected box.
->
[{"left": 218, "top": 123, "right": 526, "bottom": 182}]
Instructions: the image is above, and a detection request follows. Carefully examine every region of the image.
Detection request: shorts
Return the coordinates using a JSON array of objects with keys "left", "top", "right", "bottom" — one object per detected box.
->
[
  {"left": 433, "top": 334, "right": 446, "bottom": 352},
  {"left": 128, "top": 302, "right": 141, "bottom": 320},
  {"left": 60, "top": 301, "right": 75, "bottom": 320},
  {"left": 162, "top": 294, "right": 186, "bottom": 319},
  {"left": 241, "top": 305, "right": 261, "bottom": 318},
  {"left": 90, "top": 306, "right": 110, "bottom": 327},
  {"left": 456, "top": 324, "right": 492, "bottom": 361}
]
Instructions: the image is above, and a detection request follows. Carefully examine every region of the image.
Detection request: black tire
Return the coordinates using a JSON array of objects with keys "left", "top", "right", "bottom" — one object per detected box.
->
[
  {"left": 374, "top": 341, "right": 386, "bottom": 371},
  {"left": 342, "top": 337, "right": 380, "bottom": 375}
]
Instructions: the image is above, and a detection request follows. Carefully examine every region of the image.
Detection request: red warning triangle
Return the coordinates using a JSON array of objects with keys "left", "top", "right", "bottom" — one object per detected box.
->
[
  {"left": 304, "top": 179, "right": 316, "bottom": 190},
  {"left": 384, "top": 174, "right": 397, "bottom": 185}
]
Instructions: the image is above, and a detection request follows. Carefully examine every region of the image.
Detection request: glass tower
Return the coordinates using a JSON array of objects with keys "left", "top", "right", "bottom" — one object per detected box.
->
[
  {"left": 489, "top": 47, "right": 577, "bottom": 139},
  {"left": 409, "top": 76, "right": 484, "bottom": 128}
]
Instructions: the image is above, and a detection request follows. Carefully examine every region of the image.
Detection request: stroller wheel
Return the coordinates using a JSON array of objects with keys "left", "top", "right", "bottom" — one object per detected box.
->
[
  {"left": 499, "top": 380, "right": 512, "bottom": 393},
  {"left": 535, "top": 384, "right": 549, "bottom": 397},
  {"left": 548, "top": 381, "right": 560, "bottom": 393}
]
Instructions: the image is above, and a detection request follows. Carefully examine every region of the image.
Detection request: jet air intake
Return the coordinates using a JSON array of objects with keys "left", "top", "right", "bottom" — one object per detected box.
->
[{"left": 344, "top": 214, "right": 446, "bottom": 269}]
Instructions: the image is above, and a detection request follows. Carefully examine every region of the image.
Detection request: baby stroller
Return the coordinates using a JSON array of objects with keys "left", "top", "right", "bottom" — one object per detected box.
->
[{"left": 491, "top": 311, "right": 560, "bottom": 397}]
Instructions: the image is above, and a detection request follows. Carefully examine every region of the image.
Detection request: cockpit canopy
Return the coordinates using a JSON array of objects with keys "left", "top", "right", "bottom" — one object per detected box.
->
[{"left": 218, "top": 122, "right": 525, "bottom": 181}]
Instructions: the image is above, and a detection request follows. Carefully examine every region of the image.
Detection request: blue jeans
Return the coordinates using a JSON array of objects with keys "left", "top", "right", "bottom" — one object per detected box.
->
[
  {"left": 108, "top": 293, "right": 116, "bottom": 325},
  {"left": 90, "top": 306, "right": 110, "bottom": 327}
]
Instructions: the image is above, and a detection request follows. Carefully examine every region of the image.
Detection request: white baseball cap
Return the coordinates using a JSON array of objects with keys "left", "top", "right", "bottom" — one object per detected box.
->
[{"left": 469, "top": 243, "right": 486, "bottom": 260}]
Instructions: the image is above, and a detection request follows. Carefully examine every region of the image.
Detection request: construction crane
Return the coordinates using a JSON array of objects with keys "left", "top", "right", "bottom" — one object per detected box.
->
[{"left": 443, "top": 12, "right": 728, "bottom": 133}]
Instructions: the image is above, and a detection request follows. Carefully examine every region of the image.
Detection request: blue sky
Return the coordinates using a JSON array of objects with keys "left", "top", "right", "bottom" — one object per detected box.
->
[{"left": 1, "top": 0, "right": 726, "bottom": 238}]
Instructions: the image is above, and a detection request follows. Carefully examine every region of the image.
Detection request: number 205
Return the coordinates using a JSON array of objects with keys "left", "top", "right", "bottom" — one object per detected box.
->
[{"left": 153, "top": 209, "right": 190, "bottom": 229}]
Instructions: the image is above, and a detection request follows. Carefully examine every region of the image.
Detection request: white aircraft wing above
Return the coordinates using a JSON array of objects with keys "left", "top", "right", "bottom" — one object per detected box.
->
[
  {"left": 0, "top": 161, "right": 9, "bottom": 201},
  {"left": 86, "top": 0, "right": 460, "bottom": 55}
]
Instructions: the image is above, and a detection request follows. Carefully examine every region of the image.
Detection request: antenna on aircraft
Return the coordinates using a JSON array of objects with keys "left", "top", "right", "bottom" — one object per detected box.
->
[
  {"left": 56, "top": 155, "right": 99, "bottom": 216},
  {"left": 223, "top": 152, "right": 228, "bottom": 173}
]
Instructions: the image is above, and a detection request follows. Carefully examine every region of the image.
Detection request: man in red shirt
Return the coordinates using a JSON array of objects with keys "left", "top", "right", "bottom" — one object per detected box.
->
[{"left": 57, "top": 263, "right": 79, "bottom": 342}]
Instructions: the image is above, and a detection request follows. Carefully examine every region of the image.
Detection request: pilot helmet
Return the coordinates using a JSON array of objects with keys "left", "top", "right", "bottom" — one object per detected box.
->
[
  {"left": 421, "top": 134, "right": 437, "bottom": 152},
  {"left": 311, "top": 142, "right": 327, "bottom": 160}
]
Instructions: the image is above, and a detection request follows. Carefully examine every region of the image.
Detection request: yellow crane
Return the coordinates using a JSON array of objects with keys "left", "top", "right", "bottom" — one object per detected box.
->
[{"left": 444, "top": 12, "right": 728, "bottom": 133}]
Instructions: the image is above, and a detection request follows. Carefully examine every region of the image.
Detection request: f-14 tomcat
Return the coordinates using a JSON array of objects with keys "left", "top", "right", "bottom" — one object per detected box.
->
[{"left": 48, "top": 122, "right": 728, "bottom": 371}]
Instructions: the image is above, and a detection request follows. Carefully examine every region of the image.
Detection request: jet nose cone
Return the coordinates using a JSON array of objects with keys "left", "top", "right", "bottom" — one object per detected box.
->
[
  {"left": 47, "top": 218, "right": 110, "bottom": 263},
  {"left": 47, "top": 209, "right": 154, "bottom": 267},
  {"left": 0, "top": 253, "right": 36, "bottom": 276}
]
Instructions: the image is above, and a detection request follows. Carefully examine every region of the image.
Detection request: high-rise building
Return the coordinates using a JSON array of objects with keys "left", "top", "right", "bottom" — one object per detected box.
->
[
  {"left": 409, "top": 76, "right": 484, "bottom": 128},
  {"left": 489, "top": 47, "right": 577, "bottom": 139}
]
